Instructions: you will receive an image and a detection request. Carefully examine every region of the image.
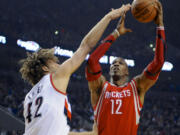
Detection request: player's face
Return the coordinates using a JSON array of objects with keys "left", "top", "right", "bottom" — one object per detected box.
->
[{"left": 109, "top": 58, "right": 129, "bottom": 77}]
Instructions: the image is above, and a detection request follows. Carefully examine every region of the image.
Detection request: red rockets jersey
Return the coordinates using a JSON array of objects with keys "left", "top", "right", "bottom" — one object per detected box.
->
[{"left": 94, "top": 80, "right": 143, "bottom": 135}]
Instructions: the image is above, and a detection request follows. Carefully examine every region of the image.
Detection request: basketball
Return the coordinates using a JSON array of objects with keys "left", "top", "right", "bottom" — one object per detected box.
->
[{"left": 131, "top": 0, "right": 157, "bottom": 23}]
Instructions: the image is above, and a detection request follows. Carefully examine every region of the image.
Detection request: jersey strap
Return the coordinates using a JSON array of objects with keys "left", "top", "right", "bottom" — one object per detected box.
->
[{"left": 130, "top": 80, "right": 142, "bottom": 125}]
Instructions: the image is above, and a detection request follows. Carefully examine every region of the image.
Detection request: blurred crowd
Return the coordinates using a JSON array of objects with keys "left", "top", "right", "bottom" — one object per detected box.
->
[
  {"left": 0, "top": 66, "right": 180, "bottom": 135},
  {"left": 138, "top": 92, "right": 180, "bottom": 135}
]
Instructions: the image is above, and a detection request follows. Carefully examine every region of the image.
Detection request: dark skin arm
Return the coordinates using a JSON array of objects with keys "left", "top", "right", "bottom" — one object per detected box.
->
[
  {"left": 88, "top": 12, "right": 132, "bottom": 108},
  {"left": 134, "top": 1, "right": 164, "bottom": 105},
  {"left": 88, "top": 75, "right": 106, "bottom": 108}
]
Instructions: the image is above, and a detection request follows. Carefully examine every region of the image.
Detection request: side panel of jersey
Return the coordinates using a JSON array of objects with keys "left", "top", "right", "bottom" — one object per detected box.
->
[
  {"left": 23, "top": 74, "right": 71, "bottom": 135},
  {"left": 94, "top": 80, "right": 142, "bottom": 135}
]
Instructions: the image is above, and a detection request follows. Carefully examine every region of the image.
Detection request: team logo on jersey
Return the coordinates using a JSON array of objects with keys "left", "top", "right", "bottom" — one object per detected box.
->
[{"left": 105, "top": 90, "right": 131, "bottom": 99}]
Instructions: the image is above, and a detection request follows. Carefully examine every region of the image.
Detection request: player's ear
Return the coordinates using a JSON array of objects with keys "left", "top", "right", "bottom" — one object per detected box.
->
[{"left": 42, "top": 65, "right": 49, "bottom": 72}]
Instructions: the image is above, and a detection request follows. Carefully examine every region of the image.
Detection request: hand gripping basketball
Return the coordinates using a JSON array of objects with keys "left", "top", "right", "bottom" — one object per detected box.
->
[{"left": 154, "top": 1, "right": 164, "bottom": 26}]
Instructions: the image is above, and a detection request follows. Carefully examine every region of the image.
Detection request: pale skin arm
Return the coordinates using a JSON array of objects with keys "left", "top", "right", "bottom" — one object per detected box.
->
[
  {"left": 88, "top": 11, "right": 132, "bottom": 108},
  {"left": 134, "top": 1, "right": 164, "bottom": 105},
  {"left": 52, "top": 4, "right": 131, "bottom": 93}
]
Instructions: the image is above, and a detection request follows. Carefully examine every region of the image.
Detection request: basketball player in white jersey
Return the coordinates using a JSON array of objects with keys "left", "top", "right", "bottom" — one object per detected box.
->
[{"left": 19, "top": 4, "right": 131, "bottom": 135}]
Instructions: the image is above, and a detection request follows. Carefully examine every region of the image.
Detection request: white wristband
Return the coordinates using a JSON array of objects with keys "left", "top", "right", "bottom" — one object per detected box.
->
[
  {"left": 157, "top": 26, "right": 164, "bottom": 30},
  {"left": 115, "top": 29, "right": 120, "bottom": 37}
]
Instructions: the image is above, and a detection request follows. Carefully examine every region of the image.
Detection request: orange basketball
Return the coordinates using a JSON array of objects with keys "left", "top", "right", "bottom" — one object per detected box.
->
[{"left": 131, "top": 0, "right": 157, "bottom": 23}]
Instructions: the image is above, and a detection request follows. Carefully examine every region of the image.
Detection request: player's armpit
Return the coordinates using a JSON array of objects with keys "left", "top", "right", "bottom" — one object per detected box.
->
[
  {"left": 88, "top": 75, "right": 106, "bottom": 108},
  {"left": 134, "top": 74, "right": 156, "bottom": 104}
]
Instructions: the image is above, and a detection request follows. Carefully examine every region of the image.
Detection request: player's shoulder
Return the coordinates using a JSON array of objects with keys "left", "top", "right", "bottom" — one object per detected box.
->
[
  {"left": 24, "top": 74, "right": 50, "bottom": 101},
  {"left": 102, "top": 81, "right": 111, "bottom": 88}
]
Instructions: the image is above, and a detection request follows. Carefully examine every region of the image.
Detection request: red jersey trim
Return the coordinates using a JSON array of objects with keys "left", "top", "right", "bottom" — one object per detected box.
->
[
  {"left": 132, "top": 79, "right": 143, "bottom": 108},
  {"left": 50, "top": 74, "right": 67, "bottom": 95},
  {"left": 131, "top": 80, "right": 142, "bottom": 113},
  {"left": 65, "top": 99, "right": 72, "bottom": 120}
]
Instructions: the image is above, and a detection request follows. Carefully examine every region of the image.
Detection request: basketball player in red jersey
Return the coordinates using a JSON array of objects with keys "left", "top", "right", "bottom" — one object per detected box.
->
[{"left": 85, "top": 1, "right": 166, "bottom": 135}]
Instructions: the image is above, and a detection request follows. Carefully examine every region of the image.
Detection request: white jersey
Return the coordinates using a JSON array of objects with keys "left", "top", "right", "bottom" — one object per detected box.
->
[{"left": 23, "top": 74, "right": 71, "bottom": 135}]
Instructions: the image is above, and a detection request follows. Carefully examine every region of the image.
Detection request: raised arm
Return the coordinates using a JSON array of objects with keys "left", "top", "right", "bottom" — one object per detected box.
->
[
  {"left": 134, "top": 1, "right": 166, "bottom": 105},
  {"left": 57, "top": 4, "right": 131, "bottom": 77},
  {"left": 86, "top": 12, "right": 132, "bottom": 108}
]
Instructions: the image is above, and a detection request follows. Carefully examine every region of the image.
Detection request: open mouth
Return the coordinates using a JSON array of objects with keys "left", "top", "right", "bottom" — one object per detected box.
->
[{"left": 112, "top": 68, "right": 120, "bottom": 71}]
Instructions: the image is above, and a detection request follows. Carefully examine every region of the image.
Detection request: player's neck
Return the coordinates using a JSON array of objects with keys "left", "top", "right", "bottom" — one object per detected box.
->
[{"left": 110, "top": 75, "right": 128, "bottom": 86}]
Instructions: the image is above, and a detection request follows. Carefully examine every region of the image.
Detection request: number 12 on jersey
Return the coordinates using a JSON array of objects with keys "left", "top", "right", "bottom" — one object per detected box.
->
[{"left": 110, "top": 99, "right": 123, "bottom": 114}]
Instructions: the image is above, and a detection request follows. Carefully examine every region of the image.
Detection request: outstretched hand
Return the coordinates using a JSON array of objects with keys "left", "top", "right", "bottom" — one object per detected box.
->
[
  {"left": 154, "top": 1, "right": 164, "bottom": 26},
  {"left": 116, "top": 12, "right": 132, "bottom": 35},
  {"left": 107, "top": 4, "right": 131, "bottom": 20}
]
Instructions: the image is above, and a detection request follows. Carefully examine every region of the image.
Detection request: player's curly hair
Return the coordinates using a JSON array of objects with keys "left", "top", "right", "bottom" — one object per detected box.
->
[{"left": 19, "top": 48, "right": 59, "bottom": 86}]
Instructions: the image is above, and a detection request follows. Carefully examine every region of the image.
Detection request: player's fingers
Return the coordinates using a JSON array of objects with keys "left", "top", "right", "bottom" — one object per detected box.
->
[
  {"left": 117, "top": 13, "right": 125, "bottom": 27},
  {"left": 124, "top": 3, "right": 131, "bottom": 11},
  {"left": 157, "top": 2, "right": 163, "bottom": 12},
  {"left": 121, "top": 12, "right": 126, "bottom": 20},
  {"left": 121, "top": 13, "right": 126, "bottom": 25},
  {"left": 154, "top": 1, "right": 163, "bottom": 16},
  {"left": 120, "top": 4, "right": 125, "bottom": 10},
  {"left": 127, "top": 3, "right": 131, "bottom": 8},
  {"left": 157, "top": 1, "right": 162, "bottom": 8},
  {"left": 154, "top": 1, "right": 162, "bottom": 11},
  {"left": 154, "top": 2, "right": 159, "bottom": 10},
  {"left": 126, "top": 28, "right": 133, "bottom": 33},
  {"left": 116, "top": 18, "right": 121, "bottom": 28}
]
